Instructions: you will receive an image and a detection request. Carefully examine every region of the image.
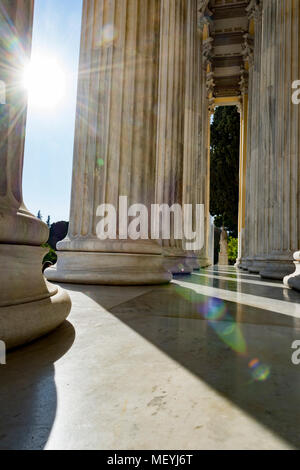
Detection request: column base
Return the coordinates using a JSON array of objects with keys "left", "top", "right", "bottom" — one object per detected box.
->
[
  {"left": 240, "top": 257, "right": 251, "bottom": 270},
  {"left": 284, "top": 252, "right": 300, "bottom": 292},
  {"left": 45, "top": 252, "right": 172, "bottom": 285},
  {"left": 186, "top": 256, "right": 200, "bottom": 271},
  {"left": 0, "top": 244, "right": 71, "bottom": 349},
  {"left": 248, "top": 256, "right": 266, "bottom": 274},
  {"left": 260, "top": 252, "right": 295, "bottom": 280},
  {"left": 190, "top": 260, "right": 201, "bottom": 271},
  {"left": 198, "top": 256, "right": 212, "bottom": 268},
  {"left": 245, "top": 257, "right": 254, "bottom": 270},
  {"left": 218, "top": 254, "right": 228, "bottom": 266},
  {"left": 0, "top": 286, "right": 71, "bottom": 349},
  {"left": 163, "top": 256, "right": 193, "bottom": 274}
]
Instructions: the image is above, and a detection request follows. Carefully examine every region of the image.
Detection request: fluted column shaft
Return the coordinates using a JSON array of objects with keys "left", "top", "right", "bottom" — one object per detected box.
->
[
  {"left": 241, "top": 47, "right": 254, "bottom": 269},
  {"left": 197, "top": 17, "right": 211, "bottom": 268},
  {"left": 199, "top": 101, "right": 212, "bottom": 268},
  {"left": 155, "top": 0, "right": 194, "bottom": 274},
  {"left": 66, "top": 0, "right": 161, "bottom": 253},
  {"left": 242, "top": 0, "right": 298, "bottom": 280},
  {"left": 183, "top": 0, "right": 208, "bottom": 269},
  {"left": 236, "top": 92, "right": 248, "bottom": 266},
  {"left": 247, "top": 2, "right": 264, "bottom": 273}
]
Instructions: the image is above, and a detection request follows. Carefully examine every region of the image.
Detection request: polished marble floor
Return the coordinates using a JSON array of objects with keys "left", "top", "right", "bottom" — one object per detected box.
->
[{"left": 1, "top": 267, "right": 300, "bottom": 450}]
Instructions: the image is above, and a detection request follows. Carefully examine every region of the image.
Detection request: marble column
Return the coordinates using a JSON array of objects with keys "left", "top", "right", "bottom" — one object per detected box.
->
[
  {"left": 283, "top": 0, "right": 300, "bottom": 291},
  {"left": 183, "top": 0, "right": 208, "bottom": 270},
  {"left": 198, "top": 87, "right": 213, "bottom": 269},
  {"left": 46, "top": 0, "right": 171, "bottom": 285},
  {"left": 246, "top": 1, "right": 265, "bottom": 274},
  {"left": 260, "top": 0, "right": 298, "bottom": 280},
  {"left": 240, "top": 31, "right": 254, "bottom": 270},
  {"left": 0, "top": 0, "right": 71, "bottom": 348},
  {"left": 236, "top": 75, "right": 248, "bottom": 268},
  {"left": 155, "top": 0, "right": 193, "bottom": 275},
  {"left": 241, "top": 0, "right": 297, "bottom": 280},
  {"left": 197, "top": 6, "right": 214, "bottom": 269}
]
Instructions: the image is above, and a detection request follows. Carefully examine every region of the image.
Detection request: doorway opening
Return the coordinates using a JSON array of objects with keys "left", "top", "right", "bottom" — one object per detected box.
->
[{"left": 209, "top": 105, "right": 241, "bottom": 266}]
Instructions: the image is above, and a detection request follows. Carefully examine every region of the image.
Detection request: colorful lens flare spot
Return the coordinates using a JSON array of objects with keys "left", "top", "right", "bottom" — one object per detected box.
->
[
  {"left": 249, "top": 358, "right": 260, "bottom": 369},
  {"left": 202, "top": 298, "right": 227, "bottom": 321},
  {"left": 97, "top": 158, "right": 104, "bottom": 167},
  {"left": 97, "top": 24, "right": 117, "bottom": 46},
  {"left": 173, "top": 288, "right": 247, "bottom": 355},
  {"left": 213, "top": 320, "right": 247, "bottom": 355},
  {"left": 221, "top": 322, "right": 236, "bottom": 336},
  {"left": 249, "top": 358, "right": 270, "bottom": 382}
]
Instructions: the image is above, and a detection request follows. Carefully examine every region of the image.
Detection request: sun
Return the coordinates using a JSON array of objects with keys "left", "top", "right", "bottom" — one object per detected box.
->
[{"left": 23, "top": 54, "right": 66, "bottom": 109}]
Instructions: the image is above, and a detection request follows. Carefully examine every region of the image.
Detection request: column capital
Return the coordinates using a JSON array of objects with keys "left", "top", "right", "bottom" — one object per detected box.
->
[
  {"left": 198, "top": 0, "right": 212, "bottom": 18},
  {"left": 197, "top": 0, "right": 213, "bottom": 33},
  {"left": 242, "top": 33, "right": 254, "bottom": 68},
  {"left": 202, "top": 36, "right": 214, "bottom": 70},
  {"left": 206, "top": 70, "right": 215, "bottom": 98},
  {"left": 239, "top": 65, "right": 249, "bottom": 95},
  {"left": 246, "top": 0, "right": 263, "bottom": 24}
]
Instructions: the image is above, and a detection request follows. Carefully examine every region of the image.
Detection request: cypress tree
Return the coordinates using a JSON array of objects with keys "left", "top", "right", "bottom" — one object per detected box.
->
[{"left": 210, "top": 106, "right": 240, "bottom": 237}]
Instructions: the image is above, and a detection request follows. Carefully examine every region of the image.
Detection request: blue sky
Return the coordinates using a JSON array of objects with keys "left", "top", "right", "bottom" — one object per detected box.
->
[{"left": 23, "top": 0, "right": 83, "bottom": 223}]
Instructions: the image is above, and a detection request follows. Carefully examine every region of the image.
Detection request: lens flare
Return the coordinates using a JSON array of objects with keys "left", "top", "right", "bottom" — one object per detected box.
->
[
  {"left": 174, "top": 282, "right": 270, "bottom": 381},
  {"left": 202, "top": 297, "right": 227, "bottom": 321},
  {"left": 249, "top": 358, "right": 260, "bottom": 369},
  {"left": 95, "top": 24, "right": 117, "bottom": 47},
  {"left": 249, "top": 358, "right": 270, "bottom": 382},
  {"left": 22, "top": 54, "right": 66, "bottom": 109},
  {"left": 97, "top": 158, "right": 105, "bottom": 167}
]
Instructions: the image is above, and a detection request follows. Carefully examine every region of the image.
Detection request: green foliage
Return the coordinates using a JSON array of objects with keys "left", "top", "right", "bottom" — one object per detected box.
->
[
  {"left": 210, "top": 106, "right": 240, "bottom": 237},
  {"left": 48, "top": 221, "right": 69, "bottom": 250},
  {"left": 228, "top": 237, "right": 238, "bottom": 265},
  {"left": 40, "top": 221, "right": 69, "bottom": 268},
  {"left": 42, "top": 243, "right": 57, "bottom": 265}
]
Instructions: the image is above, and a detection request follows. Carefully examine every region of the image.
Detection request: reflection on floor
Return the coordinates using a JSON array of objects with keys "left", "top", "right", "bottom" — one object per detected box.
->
[{"left": 1, "top": 266, "right": 300, "bottom": 450}]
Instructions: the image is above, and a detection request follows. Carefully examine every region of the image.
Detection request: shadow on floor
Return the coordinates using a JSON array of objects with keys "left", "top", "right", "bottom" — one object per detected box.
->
[
  {"left": 102, "top": 281, "right": 300, "bottom": 449},
  {"left": 0, "top": 321, "right": 75, "bottom": 450}
]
